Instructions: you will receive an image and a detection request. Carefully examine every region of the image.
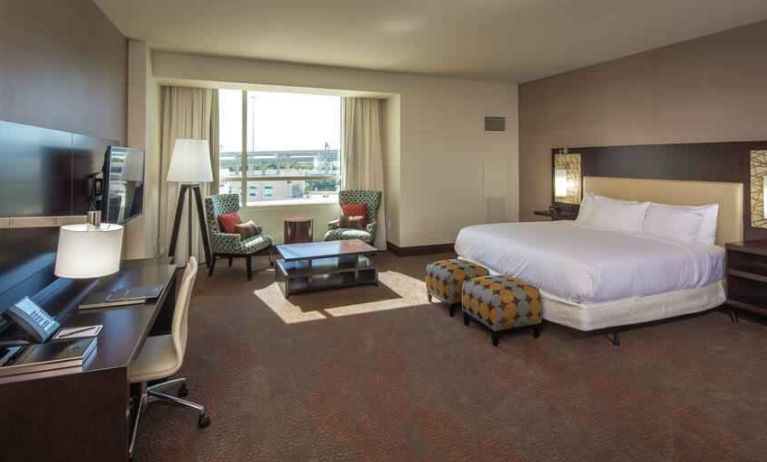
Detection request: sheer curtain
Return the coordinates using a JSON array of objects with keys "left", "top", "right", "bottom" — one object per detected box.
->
[
  {"left": 342, "top": 97, "right": 386, "bottom": 249},
  {"left": 159, "top": 86, "right": 219, "bottom": 265}
]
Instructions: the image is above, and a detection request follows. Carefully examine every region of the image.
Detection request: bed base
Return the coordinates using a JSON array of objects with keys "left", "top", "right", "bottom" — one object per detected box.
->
[
  {"left": 606, "top": 329, "right": 620, "bottom": 346},
  {"left": 579, "top": 307, "right": 735, "bottom": 347}
]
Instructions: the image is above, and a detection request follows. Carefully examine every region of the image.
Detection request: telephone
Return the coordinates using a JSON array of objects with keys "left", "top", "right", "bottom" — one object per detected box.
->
[{"left": 5, "top": 297, "right": 60, "bottom": 342}]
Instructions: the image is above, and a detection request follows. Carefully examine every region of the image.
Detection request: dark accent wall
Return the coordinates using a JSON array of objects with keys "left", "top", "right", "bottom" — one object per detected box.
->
[
  {"left": 550, "top": 141, "right": 767, "bottom": 241},
  {"left": 0, "top": 0, "right": 127, "bottom": 142},
  {"left": 519, "top": 20, "right": 767, "bottom": 222},
  {"left": 0, "top": 0, "right": 126, "bottom": 323}
]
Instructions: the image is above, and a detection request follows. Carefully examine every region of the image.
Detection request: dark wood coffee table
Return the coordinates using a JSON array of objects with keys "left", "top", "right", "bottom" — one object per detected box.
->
[{"left": 275, "top": 239, "right": 378, "bottom": 297}]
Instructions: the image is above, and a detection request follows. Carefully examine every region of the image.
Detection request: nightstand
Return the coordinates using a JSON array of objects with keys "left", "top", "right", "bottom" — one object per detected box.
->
[
  {"left": 533, "top": 205, "right": 578, "bottom": 221},
  {"left": 725, "top": 240, "right": 767, "bottom": 318}
]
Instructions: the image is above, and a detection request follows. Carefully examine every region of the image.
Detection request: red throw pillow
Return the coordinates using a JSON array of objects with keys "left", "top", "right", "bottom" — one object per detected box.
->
[
  {"left": 218, "top": 212, "right": 242, "bottom": 234},
  {"left": 341, "top": 203, "right": 367, "bottom": 228}
]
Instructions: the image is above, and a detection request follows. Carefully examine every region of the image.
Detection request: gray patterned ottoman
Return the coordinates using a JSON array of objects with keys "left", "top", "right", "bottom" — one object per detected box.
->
[
  {"left": 461, "top": 275, "right": 542, "bottom": 346},
  {"left": 425, "top": 259, "right": 489, "bottom": 316}
]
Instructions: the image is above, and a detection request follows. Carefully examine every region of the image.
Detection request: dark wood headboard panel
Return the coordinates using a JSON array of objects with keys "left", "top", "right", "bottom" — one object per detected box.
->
[{"left": 552, "top": 141, "right": 767, "bottom": 242}]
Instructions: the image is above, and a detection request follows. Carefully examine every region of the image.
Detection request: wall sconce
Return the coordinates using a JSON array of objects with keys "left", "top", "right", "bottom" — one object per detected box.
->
[
  {"left": 553, "top": 149, "right": 582, "bottom": 205},
  {"left": 764, "top": 175, "right": 767, "bottom": 220},
  {"left": 750, "top": 150, "right": 767, "bottom": 228},
  {"left": 554, "top": 168, "right": 569, "bottom": 198}
]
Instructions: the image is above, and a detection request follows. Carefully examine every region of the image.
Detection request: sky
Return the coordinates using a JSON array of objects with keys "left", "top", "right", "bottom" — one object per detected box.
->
[{"left": 219, "top": 89, "right": 341, "bottom": 153}]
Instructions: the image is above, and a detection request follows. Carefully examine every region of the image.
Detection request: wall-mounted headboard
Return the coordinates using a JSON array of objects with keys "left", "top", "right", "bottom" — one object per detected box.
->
[{"left": 552, "top": 141, "right": 767, "bottom": 242}]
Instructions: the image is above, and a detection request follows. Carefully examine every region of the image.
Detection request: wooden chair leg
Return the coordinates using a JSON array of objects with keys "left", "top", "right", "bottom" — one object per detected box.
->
[
  {"left": 246, "top": 255, "right": 253, "bottom": 281},
  {"left": 228, "top": 257, "right": 233, "bottom": 267},
  {"left": 491, "top": 330, "right": 500, "bottom": 347},
  {"left": 208, "top": 255, "right": 217, "bottom": 277}
]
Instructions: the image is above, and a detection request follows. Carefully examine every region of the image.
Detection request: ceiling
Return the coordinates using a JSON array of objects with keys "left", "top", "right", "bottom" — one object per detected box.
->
[{"left": 94, "top": 0, "right": 767, "bottom": 82}]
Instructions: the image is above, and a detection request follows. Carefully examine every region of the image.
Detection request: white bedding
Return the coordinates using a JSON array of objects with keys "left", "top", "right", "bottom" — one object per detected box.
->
[{"left": 454, "top": 221, "right": 724, "bottom": 305}]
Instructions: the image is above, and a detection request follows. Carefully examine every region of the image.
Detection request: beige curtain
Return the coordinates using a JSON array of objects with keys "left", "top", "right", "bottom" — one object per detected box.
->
[
  {"left": 342, "top": 97, "right": 386, "bottom": 249},
  {"left": 159, "top": 86, "right": 219, "bottom": 265}
]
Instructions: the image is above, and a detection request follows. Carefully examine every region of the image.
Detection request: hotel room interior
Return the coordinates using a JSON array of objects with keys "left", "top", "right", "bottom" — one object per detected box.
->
[{"left": 1, "top": 0, "right": 766, "bottom": 460}]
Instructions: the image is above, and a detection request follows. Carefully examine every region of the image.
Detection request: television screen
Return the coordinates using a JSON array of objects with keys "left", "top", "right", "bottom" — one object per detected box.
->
[{"left": 101, "top": 146, "right": 144, "bottom": 224}]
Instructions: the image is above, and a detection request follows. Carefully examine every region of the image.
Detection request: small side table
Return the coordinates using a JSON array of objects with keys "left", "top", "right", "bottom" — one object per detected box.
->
[
  {"left": 284, "top": 217, "right": 314, "bottom": 243},
  {"left": 725, "top": 240, "right": 767, "bottom": 320},
  {"left": 533, "top": 205, "right": 578, "bottom": 221}
]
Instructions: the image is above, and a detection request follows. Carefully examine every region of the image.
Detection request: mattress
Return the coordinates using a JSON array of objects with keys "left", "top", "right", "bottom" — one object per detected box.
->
[{"left": 454, "top": 221, "right": 724, "bottom": 304}]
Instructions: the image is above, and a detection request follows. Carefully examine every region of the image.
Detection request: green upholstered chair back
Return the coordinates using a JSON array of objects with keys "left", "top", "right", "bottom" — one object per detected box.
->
[
  {"left": 204, "top": 194, "right": 240, "bottom": 235},
  {"left": 339, "top": 190, "right": 381, "bottom": 224}
]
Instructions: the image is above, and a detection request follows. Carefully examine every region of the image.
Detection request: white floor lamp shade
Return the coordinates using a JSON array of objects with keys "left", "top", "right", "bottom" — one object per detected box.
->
[
  {"left": 167, "top": 138, "right": 213, "bottom": 183},
  {"left": 55, "top": 223, "right": 124, "bottom": 278}
]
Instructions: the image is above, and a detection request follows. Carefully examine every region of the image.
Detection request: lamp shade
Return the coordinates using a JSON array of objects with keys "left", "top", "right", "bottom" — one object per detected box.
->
[
  {"left": 55, "top": 223, "right": 124, "bottom": 278},
  {"left": 166, "top": 138, "right": 213, "bottom": 183}
]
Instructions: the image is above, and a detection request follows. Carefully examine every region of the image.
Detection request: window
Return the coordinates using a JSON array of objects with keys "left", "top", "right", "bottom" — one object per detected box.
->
[{"left": 218, "top": 89, "right": 341, "bottom": 205}]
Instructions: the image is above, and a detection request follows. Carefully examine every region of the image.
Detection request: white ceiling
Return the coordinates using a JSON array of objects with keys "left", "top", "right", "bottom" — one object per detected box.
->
[{"left": 94, "top": 0, "right": 767, "bottom": 82}]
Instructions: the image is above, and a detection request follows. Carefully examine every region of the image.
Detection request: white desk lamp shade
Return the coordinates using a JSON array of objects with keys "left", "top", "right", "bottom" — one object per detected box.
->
[
  {"left": 166, "top": 138, "right": 213, "bottom": 183},
  {"left": 55, "top": 224, "right": 124, "bottom": 278}
]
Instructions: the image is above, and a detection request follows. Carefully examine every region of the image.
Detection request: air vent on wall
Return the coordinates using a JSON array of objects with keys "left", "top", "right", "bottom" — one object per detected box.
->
[{"left": 484, "top": 116, "right": 506, "bottom": 132}]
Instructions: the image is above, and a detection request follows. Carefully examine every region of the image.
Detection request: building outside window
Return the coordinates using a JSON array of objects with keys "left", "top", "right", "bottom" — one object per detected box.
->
[{"left": 218, "top": 89, "right": 341, "bottom": 205}]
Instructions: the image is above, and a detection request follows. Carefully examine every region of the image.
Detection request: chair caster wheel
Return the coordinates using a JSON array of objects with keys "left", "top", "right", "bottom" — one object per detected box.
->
[
  {"left": 178, "top": 384, "right": 188, "bottom": 398},
  {"left": 198, "top": 414, "right": 211, "bottom": 428}
]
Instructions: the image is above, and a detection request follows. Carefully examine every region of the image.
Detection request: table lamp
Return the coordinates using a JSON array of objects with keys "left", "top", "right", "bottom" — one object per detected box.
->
[
  {"left": 55, "top": 211, "right": 124, "bottom": 279},
  {"left": 166, "top": 138, "right": 213, "bottom": 265}
]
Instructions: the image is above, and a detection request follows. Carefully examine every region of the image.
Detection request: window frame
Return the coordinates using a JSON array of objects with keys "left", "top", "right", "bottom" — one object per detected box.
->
[{"left": 218, "top": 90, "right": 341, "bottom": 207}]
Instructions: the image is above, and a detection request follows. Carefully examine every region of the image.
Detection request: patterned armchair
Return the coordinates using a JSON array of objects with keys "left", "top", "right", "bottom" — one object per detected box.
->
[
  {"left": 204, "top": 194, "right": 274, "bottom": 280},
  {"left": 324, "top": 190, "right": 382, "bottom": 245}
]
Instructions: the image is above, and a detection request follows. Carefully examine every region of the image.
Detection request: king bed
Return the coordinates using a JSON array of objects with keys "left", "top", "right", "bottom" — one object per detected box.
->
[{"left": 455, "top": 176, "right": 744, "bottom": 333}]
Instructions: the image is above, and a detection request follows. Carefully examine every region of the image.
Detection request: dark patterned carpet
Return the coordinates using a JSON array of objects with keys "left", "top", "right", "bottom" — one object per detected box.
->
[{"left": 133, "top": 252, "right": 767, "bottom": 461}]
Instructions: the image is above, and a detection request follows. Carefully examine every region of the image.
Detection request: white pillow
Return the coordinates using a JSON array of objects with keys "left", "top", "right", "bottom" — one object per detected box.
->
[
  {"left": 589, "top": 196, "right": 649, "bottom": 234},
  {"left": 695, "top": 204, "right": 719, "bottom": 245},
  {"left": 575, "top": 193, "right": 597, "bottom": 225},
  {"left": 643, "top": 204, "right": 706, "bottom": 244}
]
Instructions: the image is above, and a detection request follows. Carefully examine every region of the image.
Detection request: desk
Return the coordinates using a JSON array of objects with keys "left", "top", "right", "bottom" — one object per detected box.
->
[{"left": 0, "top": 258, "right": 176, "bottom": 461}]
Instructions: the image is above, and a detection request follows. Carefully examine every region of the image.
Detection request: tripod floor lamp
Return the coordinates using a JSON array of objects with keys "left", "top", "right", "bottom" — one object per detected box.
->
[{"left": 167, "top": 138, "right": 213, "bottom": 266}]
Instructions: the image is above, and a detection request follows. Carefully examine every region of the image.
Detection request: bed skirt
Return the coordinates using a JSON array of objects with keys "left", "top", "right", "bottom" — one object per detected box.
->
[{"left": 540, "top": 280, "right": 726, "bottom": 331}]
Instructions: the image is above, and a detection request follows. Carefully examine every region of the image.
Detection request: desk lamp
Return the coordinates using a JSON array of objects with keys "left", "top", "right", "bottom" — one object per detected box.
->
[{"left": 55, "top": 211, "right": 124, "bottom": 279}]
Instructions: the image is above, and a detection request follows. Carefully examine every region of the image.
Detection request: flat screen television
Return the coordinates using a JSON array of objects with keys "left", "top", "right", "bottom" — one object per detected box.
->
[{"left": 101, "top": 146, "right": 145, "bottom": 224}]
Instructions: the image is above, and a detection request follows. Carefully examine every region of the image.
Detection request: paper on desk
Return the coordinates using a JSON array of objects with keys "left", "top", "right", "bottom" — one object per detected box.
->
[{"left": 53, "top": 325, "right": 103, "bottom": 340}]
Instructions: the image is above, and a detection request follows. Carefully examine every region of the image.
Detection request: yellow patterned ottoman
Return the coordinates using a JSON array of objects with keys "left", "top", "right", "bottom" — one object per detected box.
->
[
  {"left": 461, "top": 275, "right": 542, "bottom": 346},
  {"left": 425, "top": 259, "right": 489, "bottom": 316}
]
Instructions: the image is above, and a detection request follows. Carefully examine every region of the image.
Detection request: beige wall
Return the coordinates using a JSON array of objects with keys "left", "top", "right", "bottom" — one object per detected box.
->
[
  {"left": 383, "top": 95, "right": 402, "bottom": 245},
  {"left": 125, "top": 40, "right": 161, "bottom": 259},
  {"left": 151, "top": 51, "right": 519, "bottom": 247},
  {"left": 0, "top": 0, "right": 126, "bottom": 141},
  {"left": 519, "top": 20, "right": 767, "bottom": 221}
]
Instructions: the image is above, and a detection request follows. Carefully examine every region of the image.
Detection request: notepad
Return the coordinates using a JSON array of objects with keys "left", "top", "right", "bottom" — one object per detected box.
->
[
  {"left": 53, "top": 325, "right": 102, "bottom": 340},
  {"left": 79, "top": 285, "right": 163, "bottom": 310}
]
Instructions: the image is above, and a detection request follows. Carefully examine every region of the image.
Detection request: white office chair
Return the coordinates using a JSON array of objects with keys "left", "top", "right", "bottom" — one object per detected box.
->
[{"left": 128, "top": 257, "right": 209, "bottom": 457}]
